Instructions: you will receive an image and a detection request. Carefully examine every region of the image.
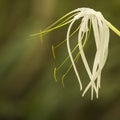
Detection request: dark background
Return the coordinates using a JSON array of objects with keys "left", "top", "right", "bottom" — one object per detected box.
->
[{"left": 0, "top": 0, "right": 120, "bottom": 120}]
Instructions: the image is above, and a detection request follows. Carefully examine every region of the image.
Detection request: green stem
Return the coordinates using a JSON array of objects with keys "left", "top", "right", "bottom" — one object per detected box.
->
[{"left": 105, "top": 20, "right": 120, "bottom": 37}]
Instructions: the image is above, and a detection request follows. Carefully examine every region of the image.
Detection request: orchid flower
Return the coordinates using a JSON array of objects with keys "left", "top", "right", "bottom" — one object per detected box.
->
[{"left": 31, "top": 8, "right": 120, "bottom": 100}]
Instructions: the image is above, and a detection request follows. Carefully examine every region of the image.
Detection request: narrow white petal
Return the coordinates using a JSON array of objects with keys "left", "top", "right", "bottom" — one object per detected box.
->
[
  {"left": 66, "top": 19, "right": 83, "bottom": 90},
  {"left": 78, "top": 17, "right": 98, "bottom": 98}
]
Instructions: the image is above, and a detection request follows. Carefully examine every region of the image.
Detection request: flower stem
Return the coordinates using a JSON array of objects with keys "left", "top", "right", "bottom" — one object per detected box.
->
[{"left": 106, "top": 20, "right": 120, "bottom": 37}]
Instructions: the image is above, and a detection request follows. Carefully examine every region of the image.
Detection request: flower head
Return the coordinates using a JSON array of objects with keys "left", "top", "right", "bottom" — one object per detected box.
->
[{"left": 31, "top": 7, "right": 120, "bottom": 100}]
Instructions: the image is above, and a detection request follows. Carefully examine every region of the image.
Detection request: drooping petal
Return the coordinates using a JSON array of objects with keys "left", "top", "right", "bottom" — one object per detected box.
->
[{"left": 66, "top": 19, "right": 83, "bottom": 90}]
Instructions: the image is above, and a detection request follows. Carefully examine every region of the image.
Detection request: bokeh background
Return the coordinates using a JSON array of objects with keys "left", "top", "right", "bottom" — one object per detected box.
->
[{"left": 0, "top": 0, "right": 120, "bottom": 120}]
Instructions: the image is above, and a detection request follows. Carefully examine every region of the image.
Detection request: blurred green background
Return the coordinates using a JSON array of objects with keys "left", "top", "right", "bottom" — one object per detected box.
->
[{"left": 0, "top": 0, "right": 120, "bottom": 120}]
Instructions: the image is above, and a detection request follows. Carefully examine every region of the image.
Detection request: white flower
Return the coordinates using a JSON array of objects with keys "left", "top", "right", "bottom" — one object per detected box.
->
[
  {"left": 31, "top": 7, "right": 120, "bottom": 100},
  {"left": 66, "top": 8, "right": 111, "bottom": 99}
]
